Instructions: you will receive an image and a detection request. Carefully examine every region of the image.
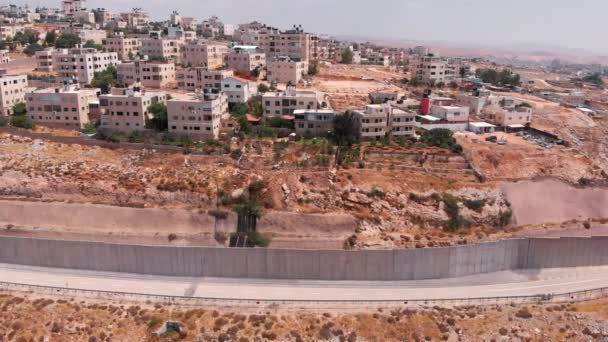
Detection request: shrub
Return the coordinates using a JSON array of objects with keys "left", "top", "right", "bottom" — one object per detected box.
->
[
  {"left": 248, "top": 231, "right": 271, "bottom": 248},
  {"left": 497, "top": 208, "right": 513, "bottom": 227},
  {"left": 583, "top": 221, "right": 591, "bottom": 229},
  {"left": 443, "top": 194, "right": 465, "bottom": 232},
  {"left": 10, "top": 115, "right": 35, "bottom": 129},
  {"left": 167, "top": 233, "right": 177, "bottom": 242},
  {"left": 230, "top": 149, "right": 242, "bottom": 160},
  {"left": 148, "top": 318, "right": 162, "bottom": 329},
  {"left": 208, "top": 209, "right": 228, "bottom": 220},
  {"left": 368, "top": 187, "right": 385, "bottom": 198},
  {"left": 463, "top": 199, "right": 486, "bottom": 213}
]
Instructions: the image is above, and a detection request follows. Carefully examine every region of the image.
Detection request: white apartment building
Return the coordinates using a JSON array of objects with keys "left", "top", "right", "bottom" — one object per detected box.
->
[
  {"left": 181, "top": 40, "right": 229, "bottom": 69},
  {"left": 25, "top": 84, "right": 100, "bottom": 129},
  {"left": 429, "top": 105, "right": 470, "bottom": 122},
  {"left": 251, "top": 25, "right": 319, "bottom": 62},
  {"left": 353, "top": 104, "right": 416, "bottom": 139},
  {"left": 262, "top": 85, "right": 328, "bottom": 116},
  {"left": 0, "top": 74, "right": 28, "bottom": 116},
  {"left": 226, "top": 46, "right": 266, "bottom": 73},
  {"left": 0, "top": 25, "right": 24, "bottom": 40},
  {"left": 117, "top": 60, "right": 175, "bottom": 88},
  {"left": 34, "top": 49, "right": 66, "bottom": 72},
  {"left": 294, "top": 109, "right": 335, "bottom": 136},
  {"left": 220, "top": 76, "right": 252, "bottom": 104},
  {"left": 176, "top": 68, "right": 233, "bottom": 91},
  {"left": 0, "top": 50, "right": 9, "bottom": 64},
  {"left": 140, "top": 37, "right": 184, "bottom": 62},
  {"left": 52, "top": 47, "right": 119, "bottom": 85},
  {"left": 267, "top": 56, "right": 308, "bottom": 85},
  {"left": 99, "top": 85, "right": 166, "bottom": 132},
  {"left": 167, "top": 92, "right": 228, "bottom": 140},
  {"left": 103, "top": 34, "right": 141, "bottom": 60},
  {"left": 410, "top": 55, "right": 454, "bottom": 85}
]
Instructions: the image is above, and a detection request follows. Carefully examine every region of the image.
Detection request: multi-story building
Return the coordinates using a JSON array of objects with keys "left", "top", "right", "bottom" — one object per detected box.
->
[
  {"left": 72, "top": 10, "right": 95, "bottom": 24},
  {"left": 294, "top": 109, "right": 335, "bottom": 136},
  {"left": 25, "top": 84, "right": 99, "bottom": 129},
  {"left": 220, "top": 76, "right": 252, "bottom": 104},
  {"left": 117, "top": 60, "right": 176, "bottom": 88},
  {"left": 34, "top": 48, "right": 63, "bottom": 72},
  {"left": 62, "top": 0, "right": 86, "bottom": 17},
  {"left": 52, "top": 47, "right": 119, "bottom": 85},
  {"left": 483, "top": 106, "right": 532, "bottom": 128},
  {"left": 176, "top": 67, "right": 233, "bottom": 91},
  {"left": 181, "top": 40, "right": 228, "bottom": 69},
  {"left": 252, "top": 25, "right": 319, "bottom": 62},
  {"left": 120, "top": 8, "right": 149, "bottom": 29},
  {"left": 64, "top": 27, "right": 106, "bottom": 44},
  {"left": 262, "top": 85, "right": 328, "bottom": 116},
  {"left": 0, "top": 50, "right": 10, "bottom": 65},
  {"left": 409, "top": 55, "right": 454, "bottom": 85},
  {"left": 267, "top": 56, "right": 308, "bottom": 85},
  {"left": 353, "top": 104, "right": 416, "bottom": 139},
  {"left": 412, "top": 46, "right": 430, "bottom": 56},
  {"left": 199, "top": 16, "right": 226, "bottom": 39},
  {"left": 0, "top": 25, "right": 24, "bottom": 40},
  {"left": 0, "top": 74, "right": 28, "bottom": 116},
  {"left": 167, "top": 91, "right": 228, "bottom": 140},
  {"left": 99, "top": 85, "right": 166, "bottom": 133},
  {"left": 226, "top": 46, "right": 266, "bottom": 73},
  {"left": 140, "top": 37, "right": 184, "bottom": 62},
  {"left": 103, "top": 34, "right": 141, "bottom": 60}
]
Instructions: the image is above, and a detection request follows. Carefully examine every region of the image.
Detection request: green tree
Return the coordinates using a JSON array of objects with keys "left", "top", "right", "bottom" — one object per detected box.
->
[
  {"left": 90, "top": 65, "right": 118, "bottom": 93},
  {"left": 331, "top": 111, "right": 357, "bottom": 147},
  {"left": 250, "top": 67, "right": 260, "bottom": 78},
  {"left": 23, "top": 43, "right": 44, "bottom": 56},
  {"left": 0, "top": 40, "right": 7, "bottom": 50},
  {"left": 230, "top": 103, "right": 249, "bottom": 116},
  {"left": 248, "top": 97, "right": 263, "bottom": 116},
  {"left": 459, "top": 66, "right": 468, "bottom": 78},
  {"left": 10, "top": 115, "right": 35, "bottom": 129},
  {"left": 14, "top": 29, "right": 39, "bottom": 45},
  {"left": 257, "top": 83, "right": 270, "bottom": 93},
  {"left": 55, "top": 33, "right": 81, "bottom": 48},
  {"left": 420, "top": 128, "right": 457, "bottom": 149},
  {"left": 308, "top": 61, "right": 319, "bottom": 75},
  {"left": 44, "top": 31, "right": 57, "bottom": 46},
  {"left": 341, "top": 48, "right": 353, "bottom": 64},
  {"left": 582, "top": 73, "right": 604, "bottom": 87},
  {"left": 83, "top": 40, "right": 102, "bottom": 50},
  {"left": 13, "top": 102, "right": 27, "bottom": 116},
  {"left": 148, "top": 102, "right": 168, "bottom": 131}
]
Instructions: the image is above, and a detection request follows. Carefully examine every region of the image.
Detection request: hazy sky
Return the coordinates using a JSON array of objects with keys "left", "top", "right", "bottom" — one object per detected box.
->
[{"left": 9, "top": 0, "right": 608, "bottom": 54}]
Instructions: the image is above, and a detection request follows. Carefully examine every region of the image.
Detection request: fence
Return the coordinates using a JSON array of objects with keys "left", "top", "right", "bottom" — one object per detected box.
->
[
  {"left": 1, "top": 280, "right": 607, "bottom": 310},
  {"left": 2, "top": 236, "right": 608, "bottom": 281}
]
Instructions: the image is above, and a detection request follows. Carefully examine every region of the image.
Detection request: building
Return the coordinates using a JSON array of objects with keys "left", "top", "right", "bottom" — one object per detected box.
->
[
  {"left": 180, "top": 40, "right": 228, "bottom": 69},
  {"left": 176, "top": 68, "right": 233, "bottom": 91},
  {"left": 52, "top": 47, "right": 119, "bottom": 85},
  {"left": 72, "top": 10, "right": 95, "bottom": 24},
  {"left": 0, "top": 25, "right": 24, "bottom": 40},
  {"left": 140, "top": 37, "right": 184, "bottom": 62},
  {"left": 412, "top": 46, "right": 430, "bottom": 56},
  {"left": 25, "top": 84, "right": 99, "bottom": 129},
  {"left": 34, "top": 48, "right": 64, "bottom": 72},
  {"left": 294, "top": 109, "right": 335, "bottom": 136},
  {"left": 262, "top": 85, "right": 328, "bottom": 116},
  {"left": 353, "top": 104, "right": 416, "bottom": 139},
  {"left": 0, "top": 74, "right": 28, "bottom": 116},
  {"left": 199, "top": 16, "right": 226, "bottom": 39},
  {"left": 482, "top": 104, "right": 532, "bottom": 128},
  {"left": 62, "top": 0, "right": 86, "bottom": 17},
  {"left": 167, "top": 91, "right": 228, "bottom": 140},
  {"left": 0, "top": 50, "right": 9, "bottom": 64},
  {"left": 243, "top": 24, "right": 318, "bottom": 62},
  {"left": 99, "top": 85, "right": 166, "bottom": 133},
  {"left": 455, "top": 88, "right": 491, "bottom": 115},
  {"left": 103, "top": 34, "right": 141, "bottom": 60},
  {"left": 226, "top": 46, "right": 266, "bottom": 73},
  {"left": 409, "top": 55, "right": 454, "bottom": 85},
  {"left": 117, "top": 60, "right": 175, "bottom": 88},
  {"left": 63, "top": 27, "right": 106, "bottom": 44},
  {"left": 267, "top": 56, "right": 308, "bottom": 85},
  {"left": 429, "top": 105, "right": 470, "bottom": 122},
  {"left": 220, "top": 76, "right": 252, "bottom": 104}
]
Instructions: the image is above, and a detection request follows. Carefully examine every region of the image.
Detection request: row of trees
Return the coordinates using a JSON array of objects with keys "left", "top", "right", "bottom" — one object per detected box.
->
[
  {"left": 0, "top": 30, "right": 103, "bottom": 57},
  {"left": 475, "top": 68, "right": 521, "bottom": 88}
]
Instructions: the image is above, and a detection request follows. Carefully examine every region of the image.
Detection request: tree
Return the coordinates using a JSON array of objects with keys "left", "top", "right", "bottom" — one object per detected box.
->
[
  {"left": 421, "top": 128, "right": 457, "bottom": 149},
  {"left": 148, "top": 102, "right": 168, "bottom": 131},
  {"left": 459, "top": 66, "right": 468, "bottom": 79},
  {"left": 55, "top": 33, "right": 81, "bottom": 48},
  {"left": 308, "top": 61, "right": 319, "bottom": 75},
  {"left": 247, "top": 97, "right": 263, "bottom": 116},
  {"left": 44, "top": 31, "right": 57, "bottom": 46},
  {"left": 13, "top": 29, "right": 39, "bottom": 45},
  {"left": 230, "top": 103, "right": 249, "bottom": 117},
  {"left": 13, "top": 102, "right": 27, "bottom": 116},
  {"left": 0, "top": 40, "right": 7, "bottom": 50},
  {"left": 257, "top": 83, "right": 270, "bottom": 93},
  {"left": 10, "top": 115, "right": 35, "bottom": 129},
  {"left": 250, "top": 67, "right": 260, "bottom": 79},
  {"left": 23, "top": 43, "right": 44, "bottom": 56},
  {"left": 409, "top": 77, "right": 419, "bottom": 87},
  {"left": 331, "top": 111, "right": 357, "bottom": 147},
  {"left": 476, "top": 68, "right": 521, "bottom": 87},
  {"left": 127, "top": 51, "right": 134, "bottom": 60},
  {"left": 582, "top": 73, "right": 604, "bottom": 87},
  {"left": 341, "top": 48, "right": 353, "bottom": 64},
  {"left": 90, "top": 65, "right": 118, "bottom": 94},
  {"left": 83, "top": 40, "right": 102, "bottom": 50}
]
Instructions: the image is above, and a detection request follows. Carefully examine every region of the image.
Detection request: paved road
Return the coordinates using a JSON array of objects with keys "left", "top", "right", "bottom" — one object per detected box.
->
[{"left": 1, "top": 263, "right": 608, "bottom": 301}]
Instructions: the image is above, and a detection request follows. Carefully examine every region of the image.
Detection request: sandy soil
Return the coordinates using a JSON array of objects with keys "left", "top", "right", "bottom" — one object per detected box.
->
[
  {"left": 1, "top": 291, "right": 608, "bottom": 341},
  {"left": 502, "top": 179, "right": 608, "bottom": 227}
]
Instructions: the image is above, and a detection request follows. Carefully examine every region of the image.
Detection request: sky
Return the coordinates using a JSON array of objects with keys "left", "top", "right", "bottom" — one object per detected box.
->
[{"left": 9, "top": 0, "right": 608, "bottom": 54}]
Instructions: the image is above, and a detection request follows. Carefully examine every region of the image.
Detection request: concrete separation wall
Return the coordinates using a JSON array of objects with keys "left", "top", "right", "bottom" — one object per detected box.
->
[{"left": 0, "top": 236, "right": 606, "bottom": 281}]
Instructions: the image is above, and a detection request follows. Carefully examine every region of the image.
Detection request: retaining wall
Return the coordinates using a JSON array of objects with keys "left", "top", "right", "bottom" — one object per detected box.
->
[{"left": 0, "top": 236, "right": 605, "bottom": 281}]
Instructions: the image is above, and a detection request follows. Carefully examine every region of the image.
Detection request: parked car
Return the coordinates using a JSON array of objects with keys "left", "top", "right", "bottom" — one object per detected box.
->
[{"left": 485, "top": 135, "right": 498, "bottom": 142}]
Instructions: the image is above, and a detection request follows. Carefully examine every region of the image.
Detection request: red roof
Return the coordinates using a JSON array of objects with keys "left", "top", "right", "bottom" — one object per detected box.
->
[{"left": 246, "top": 114, "right": 262, "bottom": 122}]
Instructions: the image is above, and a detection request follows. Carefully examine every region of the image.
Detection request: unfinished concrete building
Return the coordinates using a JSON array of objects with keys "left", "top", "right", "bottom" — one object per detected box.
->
[
  {"left": 25, "top": 84, "right": 100, "bottom": 129},
  {"left": 167, "top": 91, "right": 228, "bottom": 140},
  {"left": 99, "top": 85, "right": 166, "bottom": 133}
]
